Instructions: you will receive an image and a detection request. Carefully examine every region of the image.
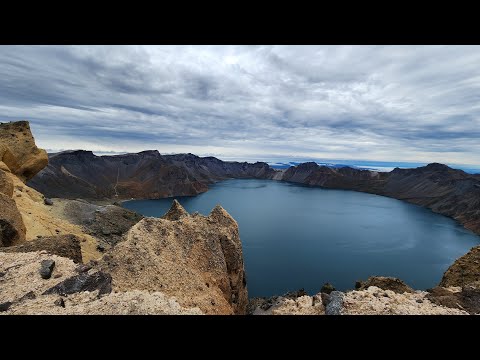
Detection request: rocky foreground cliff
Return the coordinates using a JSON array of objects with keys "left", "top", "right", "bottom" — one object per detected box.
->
[
  {"left": 2, "top": 120, "right": 480, "bottom": 315},
  {"left": 0, "top": 200, "right": 248, "bottom": 315},
  {"left": 1, "top": 121, "right": 247, "bottom": 314}
]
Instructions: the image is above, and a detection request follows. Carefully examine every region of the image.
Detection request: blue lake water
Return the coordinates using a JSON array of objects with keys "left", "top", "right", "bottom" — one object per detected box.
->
[{"left": 123, "top": 179, "right": 479, "bottom": 297}]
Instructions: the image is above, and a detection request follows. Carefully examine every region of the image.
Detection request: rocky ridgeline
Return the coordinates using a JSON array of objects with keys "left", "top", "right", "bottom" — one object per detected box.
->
[
  {"left": 28, "top": 149, "right": 276, "bottom": 200},
  {"left": 28, "top": 145, "right": 480, "bottom": 237},
  {"left": 1, "top": 120, "right": 480, "bottom": 315}
]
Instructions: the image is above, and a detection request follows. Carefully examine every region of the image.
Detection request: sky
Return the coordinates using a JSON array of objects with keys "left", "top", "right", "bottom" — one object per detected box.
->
[{"left": 1, "top": 45, "right": 480, "bottom": 167}]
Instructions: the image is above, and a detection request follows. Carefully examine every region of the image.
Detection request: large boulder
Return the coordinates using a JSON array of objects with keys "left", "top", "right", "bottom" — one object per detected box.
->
[
  {"left": 43, "top": 271, "right": 112, "bottom": 296},
  {"left": 0, "top": 193, "right": 26, "bottom": 247},
  {"left": 1, "top": 234, "right": 83, "bottom": 263},
  {"left": 440, "top": 246, "right": 480, "bottom": 288},
  {"left": 0, "top": 121, "right": 48, "bottom": 181},
  {"left": 355, "top": 276, "right": 414, "bottom": 294},
  {"left": 100, "top": 201, "right": 248, "bottom": 314},
  {"left": 0, "top": 169, "right": 13, "bottom": 197}
]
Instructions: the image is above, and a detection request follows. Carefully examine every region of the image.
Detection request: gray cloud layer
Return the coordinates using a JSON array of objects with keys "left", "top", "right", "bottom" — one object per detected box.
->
[{"left": 1, "top": 45, "right": 480, "bottom": 165}]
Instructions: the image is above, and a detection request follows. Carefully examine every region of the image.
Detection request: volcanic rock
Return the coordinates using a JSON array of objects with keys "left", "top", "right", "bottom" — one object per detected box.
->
[
  {"left": 1, "top": 234, "right": 83, "bottom": 263},
  {"left": 39, "top": 260, "right": 55, "bottom": 279},
  {"left": 51, "top": 199, "right": 143, "bottom": 247},
  {"left": 43, "top": 271, "right": 112, "bottom": 296},
  {"left": 27, "top": 150, "right": 276, "bottom": 200},
  {"left": 162, "top": 199, "right": 189, "bottom": 220},
  {"left": 99, "top": 200, "right": 248, "bottom": 314},
  {"left": 325, "top": 291, "right": 344, "bottom": 315}
]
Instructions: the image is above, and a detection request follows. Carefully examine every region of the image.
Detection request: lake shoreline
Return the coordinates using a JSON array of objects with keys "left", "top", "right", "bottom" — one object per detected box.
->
[{"left": 123, "top": 179, "right": 480, "bottom": 298}]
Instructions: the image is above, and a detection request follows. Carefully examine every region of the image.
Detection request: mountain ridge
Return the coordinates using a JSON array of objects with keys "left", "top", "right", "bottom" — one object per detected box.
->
[
  {"left": 28, "top": 149, "right": 277, "bottom": 200},
  {"left": 28, "top": 149, "right": 480, "bottom": 236}
]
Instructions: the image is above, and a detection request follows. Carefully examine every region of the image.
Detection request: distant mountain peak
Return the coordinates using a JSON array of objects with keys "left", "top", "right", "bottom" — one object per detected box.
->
[
  {"left": 424, "top": 163, "right": 451, "bottom": 171},
  {"left": 296, "top": 162, "right": 319, "bottom": 169},
  {"left": 137, "top": 150, "right": 160, "bottom": 156},
  {"left": 56, "top": 150, "right": 96, "bottom": 157}
]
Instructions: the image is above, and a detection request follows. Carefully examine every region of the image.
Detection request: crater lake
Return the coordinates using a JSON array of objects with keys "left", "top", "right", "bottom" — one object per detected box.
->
[{"left": 122, "top": 179, "right": 479, "bottom": 297}]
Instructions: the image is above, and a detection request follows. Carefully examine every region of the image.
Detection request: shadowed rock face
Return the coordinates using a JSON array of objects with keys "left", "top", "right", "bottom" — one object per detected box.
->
[
  {"left": 28, "top": 150, "right": 276, "bottom": 200},
  {"left": 0, "top": 193, "right": 26, "bottom": 247},
  {"left": 0, "top": 121, "right": 48, "bottom": 181},
  {"left": 1, "top": 234, "right": 83, "bottom": 263},
  {"left": 100, "top": 200, "right": 248, "bottom": 315}
]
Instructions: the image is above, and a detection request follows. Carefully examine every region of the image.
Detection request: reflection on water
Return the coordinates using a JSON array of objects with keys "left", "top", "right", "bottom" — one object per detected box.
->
[{"left": 123, "top": 179, "right": 480, "bottom": 297}]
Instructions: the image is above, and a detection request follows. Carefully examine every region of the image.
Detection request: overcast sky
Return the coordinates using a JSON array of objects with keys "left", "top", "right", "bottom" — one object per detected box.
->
[{"left": 1, "top": 45, "right": 480, "bottom": 165}]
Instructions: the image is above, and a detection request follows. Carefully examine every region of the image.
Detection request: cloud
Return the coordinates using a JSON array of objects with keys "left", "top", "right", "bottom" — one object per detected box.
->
[{"left": 0, "top": 45, "right": 480, "bottom": 166}]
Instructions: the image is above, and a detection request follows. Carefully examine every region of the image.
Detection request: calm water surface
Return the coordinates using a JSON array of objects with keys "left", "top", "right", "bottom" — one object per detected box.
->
[{"left": 123, "top": 179, "right": 479, "bottom": 297}]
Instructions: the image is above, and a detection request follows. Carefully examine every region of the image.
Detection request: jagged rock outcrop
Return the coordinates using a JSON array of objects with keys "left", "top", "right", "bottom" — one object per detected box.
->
[
  {"left": 355, "top": 276, "right": 414, "bottom": 294},
  {"left": 1, "top": 234, "right": 83, "bottom": 263},
  {"left": 0, "top": 121, "right": 48, "bottom": 181},
  {"left": 440, "top": 246, "right": 480, "bottom": 288},
  {"left": 99, "top": 201, "right": 248, "bottom": 314},
  {"left": 28, "top": 150, "right": 276, "bottom": 199},
  {"left": 162, "top": 199, "right": 189, "bottom": 220},
  {"left": 0, "top": 193, "right": 26, "bottom": 247}
]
